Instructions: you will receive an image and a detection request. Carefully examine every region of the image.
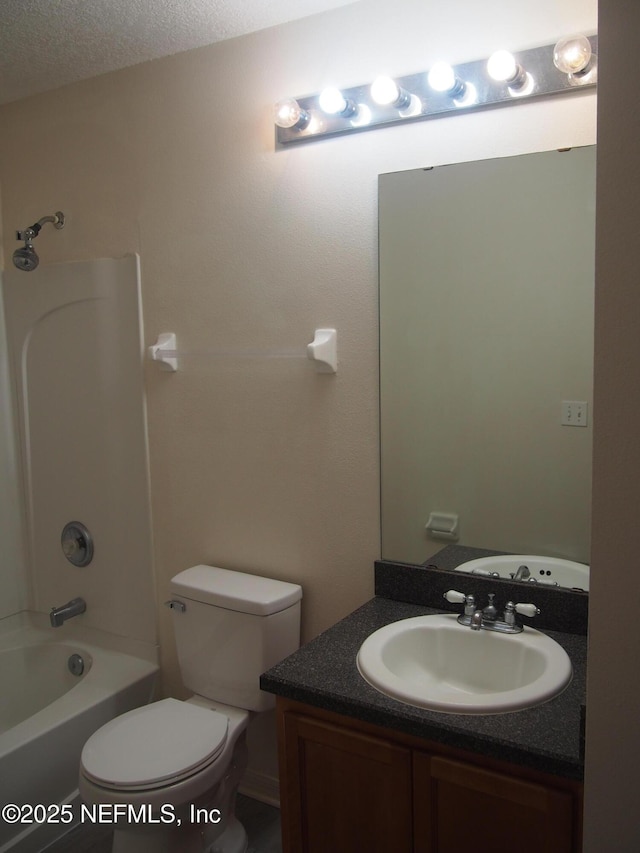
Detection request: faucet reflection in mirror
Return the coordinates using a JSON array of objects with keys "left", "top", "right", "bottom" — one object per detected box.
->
[{"left": 274, "top": 34, "right": 596, "bottom": 146}]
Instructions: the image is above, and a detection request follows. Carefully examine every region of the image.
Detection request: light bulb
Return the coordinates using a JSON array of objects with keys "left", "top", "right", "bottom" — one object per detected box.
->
[
  {"left": 319, "top": 87, "right": 358, "bottom": 118},
  {"left": 487, "top": 50, "right": 529, "bottom": 92},
  {"left": 487, "top": 50, "right": 518, "bottom": 82},
  {"left": 370, "top": 76, "right": 411, "bottom": 109},
  {"left": 319, "top": 87, "right": 345, "bottom": 114},
  {"left": 553, "top": 35, "right": 592, "bottom": 75},
  {"left": 427, "top": 62, "right": 467, "bottom": 99},
  {"left": 371, "top": 76, "right": 398, "bottom": 104},
  {"left": 370, "top": 76, "right": 413, "bottom": 110},
  {"left": 428, "top": 62, "right": 456, "bottom": 93},
  {"left": 274, "top": 98, "right": 310, "bottom": 130}
]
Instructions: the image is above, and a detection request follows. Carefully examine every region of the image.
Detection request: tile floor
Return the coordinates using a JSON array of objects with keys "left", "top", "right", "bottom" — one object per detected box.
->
[{"left": 42, "top": 795, "right": 282, "bottom": 853}]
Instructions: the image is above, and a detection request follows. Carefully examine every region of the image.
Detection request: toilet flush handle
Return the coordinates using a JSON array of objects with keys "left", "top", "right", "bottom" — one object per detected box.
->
[{"left": 164, "top": 599, "right": 186, "bottom": 613}]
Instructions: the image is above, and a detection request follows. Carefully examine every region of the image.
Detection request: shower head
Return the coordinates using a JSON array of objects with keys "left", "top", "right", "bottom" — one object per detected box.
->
[
  {"left": 12, "top": 243, "right": 39, "bottom": 271},
  {"left": 13, "top": 211, "right": 65, "bottom": 272}
]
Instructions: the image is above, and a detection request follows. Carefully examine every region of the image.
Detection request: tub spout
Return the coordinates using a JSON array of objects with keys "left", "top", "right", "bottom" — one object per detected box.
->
[{"left": 50, "top": 597, "right": 86, "bottom": 627}]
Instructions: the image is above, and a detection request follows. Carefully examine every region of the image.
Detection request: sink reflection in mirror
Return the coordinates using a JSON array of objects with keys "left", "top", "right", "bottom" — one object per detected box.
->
[
  {"left": 455, "top": 555, "right": 589, "bottom": 591},
  {"left": 357, "top": 614, "right": 572, "bottom": 715}
]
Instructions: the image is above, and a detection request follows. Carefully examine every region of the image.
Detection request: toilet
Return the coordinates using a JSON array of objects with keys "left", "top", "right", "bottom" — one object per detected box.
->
[{"left": 79, "top": 565, "right": 302, "bottom": 853}]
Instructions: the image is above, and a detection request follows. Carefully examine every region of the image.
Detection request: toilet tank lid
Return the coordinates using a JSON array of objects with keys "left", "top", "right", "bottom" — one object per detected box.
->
[{"left": 170, "top": 565, "right": 302, "bottom": 616}]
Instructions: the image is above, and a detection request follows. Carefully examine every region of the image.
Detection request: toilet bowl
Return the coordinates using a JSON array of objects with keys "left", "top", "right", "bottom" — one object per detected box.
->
[{"left": 79, "top": 565, "right": 302, "bottom": 853}]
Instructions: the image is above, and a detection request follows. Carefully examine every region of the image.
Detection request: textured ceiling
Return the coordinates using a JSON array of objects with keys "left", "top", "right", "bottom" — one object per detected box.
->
[{"left": 0, "top": 0, "right": 358, "bottom": 106}]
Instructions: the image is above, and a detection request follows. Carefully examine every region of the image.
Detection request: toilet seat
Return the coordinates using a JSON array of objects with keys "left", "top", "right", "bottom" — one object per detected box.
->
[{"left": 81, "top": 698, "right": 229, "bottom": 791}]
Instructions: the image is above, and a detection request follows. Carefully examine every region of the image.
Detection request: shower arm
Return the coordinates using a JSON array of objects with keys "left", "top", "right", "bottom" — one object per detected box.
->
[{"left": 16, "top": 211, "right": 65, "bottom": 242}]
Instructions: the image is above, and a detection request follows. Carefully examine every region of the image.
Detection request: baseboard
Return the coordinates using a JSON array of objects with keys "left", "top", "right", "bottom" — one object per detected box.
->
[{"left": 239, "top": 768, "right": 280, "bottom": 808}]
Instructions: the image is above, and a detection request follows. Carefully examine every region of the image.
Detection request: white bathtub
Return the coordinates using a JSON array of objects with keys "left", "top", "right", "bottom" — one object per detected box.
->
[{"left": 0, "top": 612, "right": 158, "bottom": 853}]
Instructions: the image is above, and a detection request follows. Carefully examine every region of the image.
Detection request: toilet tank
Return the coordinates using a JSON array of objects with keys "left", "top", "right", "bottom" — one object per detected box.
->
[{"left": 169, "top": 565, "right": 302, "bottom": 712}]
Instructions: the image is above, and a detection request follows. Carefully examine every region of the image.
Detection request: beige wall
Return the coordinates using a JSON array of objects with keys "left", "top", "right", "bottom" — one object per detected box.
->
[{"left": 584, "top": 0, "right": 640, "bottom": 849}]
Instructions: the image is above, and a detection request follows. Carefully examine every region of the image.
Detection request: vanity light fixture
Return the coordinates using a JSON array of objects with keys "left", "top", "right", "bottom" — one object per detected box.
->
[{"left": 274, "top": 34, "right": 597, "bottom": 146}]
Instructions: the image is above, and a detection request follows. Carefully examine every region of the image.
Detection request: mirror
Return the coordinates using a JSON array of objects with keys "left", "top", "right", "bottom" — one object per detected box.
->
[{"left": 379, "top": 147, "right": 595, "bottom": 583}]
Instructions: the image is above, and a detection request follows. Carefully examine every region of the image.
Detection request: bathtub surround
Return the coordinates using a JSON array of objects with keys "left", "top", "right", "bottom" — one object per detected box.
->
[
  {"left": 0, "top": 277, "right": 27, "bottom": 621},
  {"left": 2, "top": 256, "right": 156, "bottom": 645}
]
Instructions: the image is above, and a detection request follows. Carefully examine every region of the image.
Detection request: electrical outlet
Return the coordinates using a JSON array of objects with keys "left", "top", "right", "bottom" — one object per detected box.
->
[{"left": 561, "top": 401, "right": 588, "bottom": 427}]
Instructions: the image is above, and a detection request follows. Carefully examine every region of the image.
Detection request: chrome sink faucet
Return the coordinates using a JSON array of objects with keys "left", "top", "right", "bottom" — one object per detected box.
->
[
  {"left": 511, "top": 564, "right": 531, "bottom": 581},
  {"left": 444, "top": 590, "right": 540, "bottom": 634},
  {"left": 50, "top": 597, "right": 86, "bottom": 627}
]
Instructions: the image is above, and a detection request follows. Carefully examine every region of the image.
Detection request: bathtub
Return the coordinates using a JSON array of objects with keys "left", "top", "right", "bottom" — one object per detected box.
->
[{"left": 0, "top": 611, "right": 158, "bottom": 853}]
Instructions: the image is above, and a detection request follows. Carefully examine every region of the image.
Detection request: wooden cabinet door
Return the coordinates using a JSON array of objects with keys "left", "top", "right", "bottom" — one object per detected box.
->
[
  {"left": 414, "top": 753, "right": 575, "bottom": 853},
  {"left": 279, "top": 712, "right": 413, "bottom": 853}
]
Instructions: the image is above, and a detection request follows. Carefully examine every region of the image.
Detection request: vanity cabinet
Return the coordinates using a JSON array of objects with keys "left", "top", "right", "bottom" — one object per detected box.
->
[
  {"left": 276, "top": 698, "right": 582, "bottom": 853},
  {"left": 413, "top": 752, "right": 574, "bottom": 853},
  {"left": 279, "top": 709, "right": 413, "bottom": 853}
]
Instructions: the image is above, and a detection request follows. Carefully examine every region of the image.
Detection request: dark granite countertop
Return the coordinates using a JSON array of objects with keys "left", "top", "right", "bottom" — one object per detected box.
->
[{"left": 261, "top": 553, "right": 587, "bottom": 781}]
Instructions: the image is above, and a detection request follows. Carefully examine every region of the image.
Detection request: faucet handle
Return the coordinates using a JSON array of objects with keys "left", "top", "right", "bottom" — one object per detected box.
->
[
  {"left": 443, "top": 590, "right": 466, "bottom": 604},
  {"left": 444, "top": 590, "right": 476, "bottom": 617},
  {"left": 514, "top": 603, "right": 540, "bottom": 618}
]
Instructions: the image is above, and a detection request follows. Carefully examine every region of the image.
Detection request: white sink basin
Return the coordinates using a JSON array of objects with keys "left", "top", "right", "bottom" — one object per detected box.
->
[
  {"left": 357, "top": 614, "right": 572, "bottom": 714},
  {"left": 454, "top": 555, "right": 589, "bottom": 591}
]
